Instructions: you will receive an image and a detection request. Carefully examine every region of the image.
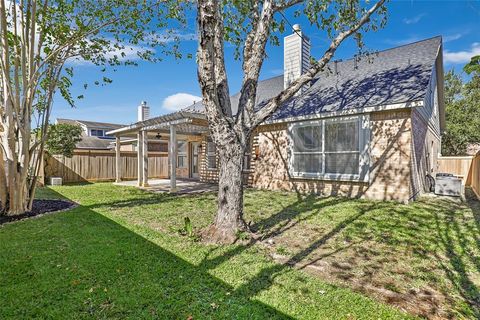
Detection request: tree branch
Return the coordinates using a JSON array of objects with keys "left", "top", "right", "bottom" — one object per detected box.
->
[{"left": 253, "top": 0, "right": 386, "bottom": 126}]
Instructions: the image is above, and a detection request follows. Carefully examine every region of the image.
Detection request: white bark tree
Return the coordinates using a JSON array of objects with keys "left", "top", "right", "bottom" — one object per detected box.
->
[
  {"left": 0, "top": 0, "right": 186, "bottom": 215},
  {"left": 196, "top": 0, "right": 388, "bottom": 243}
]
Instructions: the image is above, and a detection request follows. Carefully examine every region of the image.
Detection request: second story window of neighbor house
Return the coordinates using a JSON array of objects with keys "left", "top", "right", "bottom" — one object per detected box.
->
[{"left": 91, "top": 129, "right": 105, "bottom": 137}]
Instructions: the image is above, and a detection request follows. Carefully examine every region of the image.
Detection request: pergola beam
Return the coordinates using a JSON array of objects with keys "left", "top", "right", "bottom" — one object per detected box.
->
[
  {"left": 142, "top": 130, "right": 149, "bottom": 187},
  {"left": 115, "top": 136, "right": 122, "bottom": 182},
  {"left": 169, "top": 125, "right": 177, "bottom": 192},
  {"left": 137, "top": 131, "right": 144, "bottom": 187}
]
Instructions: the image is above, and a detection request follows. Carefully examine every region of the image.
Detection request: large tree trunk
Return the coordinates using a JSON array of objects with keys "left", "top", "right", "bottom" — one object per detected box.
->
[
  {"left": 0, "top": 120, "right": 31, "bottom": 216},
  {"left": 203, "top": 142, "right": 247, "bottom": 244}
]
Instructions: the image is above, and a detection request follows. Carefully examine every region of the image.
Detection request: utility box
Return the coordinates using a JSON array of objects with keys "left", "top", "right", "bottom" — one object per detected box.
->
[
  {"left": 435, "top": 175, "right": 462, "bottom": 197},
  {"left": 50, "top": 177, "right": 63, "bottom": 186}
]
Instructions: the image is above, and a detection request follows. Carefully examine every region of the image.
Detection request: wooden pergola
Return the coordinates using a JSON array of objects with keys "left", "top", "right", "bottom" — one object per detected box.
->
[{"left": 106, "top": 110, "right": 208, "bottom": 192}]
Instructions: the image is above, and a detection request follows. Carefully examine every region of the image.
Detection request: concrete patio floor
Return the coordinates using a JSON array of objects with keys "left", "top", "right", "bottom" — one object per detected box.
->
[{"left": 114, "top": 179, "right": 218, "bottom": 194}]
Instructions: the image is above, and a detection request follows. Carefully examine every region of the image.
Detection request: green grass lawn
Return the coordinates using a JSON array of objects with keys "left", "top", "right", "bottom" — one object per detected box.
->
[{"left": 1, "top": 183, "right": 478, "bottom": 319}]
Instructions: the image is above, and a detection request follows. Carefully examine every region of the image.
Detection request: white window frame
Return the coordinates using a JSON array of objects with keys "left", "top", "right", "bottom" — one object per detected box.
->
[{"left": 288, "top": 114, "right": 370, "bottom": 182}]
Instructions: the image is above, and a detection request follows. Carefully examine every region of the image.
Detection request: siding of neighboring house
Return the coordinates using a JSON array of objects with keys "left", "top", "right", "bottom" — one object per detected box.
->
[{"left": 410, "top": 59, "right": 442, "bottom": 199}]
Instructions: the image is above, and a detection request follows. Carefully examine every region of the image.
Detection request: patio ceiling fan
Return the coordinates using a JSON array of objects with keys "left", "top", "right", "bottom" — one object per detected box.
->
[{"left": 155, "top": 132, "right": 162, "bottom": 139}]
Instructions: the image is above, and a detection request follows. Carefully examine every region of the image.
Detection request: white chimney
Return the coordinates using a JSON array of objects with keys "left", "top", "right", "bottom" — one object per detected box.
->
[
  {"left": 137, "top": 101, "right": 150, "bottom": 122},
  {"left": 284, "top": 24, "right": 311, "bottom": 91}
]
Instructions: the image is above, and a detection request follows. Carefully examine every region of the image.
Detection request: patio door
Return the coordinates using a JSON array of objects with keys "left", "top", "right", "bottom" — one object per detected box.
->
[{"left": 190, "top": 142, "right": 200, "bottom": 179}]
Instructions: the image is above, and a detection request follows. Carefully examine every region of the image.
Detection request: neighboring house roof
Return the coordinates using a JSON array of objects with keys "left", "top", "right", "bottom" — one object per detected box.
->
[
  {"left": 56, "top": 118, "right": 127, "bottom": 150},
  {"left": 182, "top": 36, "right": 442, "bottom": 122},
  {"left": 75, "top": 136, "right": 114, "bottom": 150},
  {"left": 56, "top": 118, "right": 124, "bottom": 130}
]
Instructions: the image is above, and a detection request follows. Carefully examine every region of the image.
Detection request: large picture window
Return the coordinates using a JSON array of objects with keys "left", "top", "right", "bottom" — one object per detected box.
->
[{"left": 289, "top": 115, "right": 369, "bottom": 181}]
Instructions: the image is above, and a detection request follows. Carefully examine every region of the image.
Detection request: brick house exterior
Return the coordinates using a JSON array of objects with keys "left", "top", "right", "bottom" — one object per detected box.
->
[{"left": 109, "top": 34, "right": 445, "bottom": 203}]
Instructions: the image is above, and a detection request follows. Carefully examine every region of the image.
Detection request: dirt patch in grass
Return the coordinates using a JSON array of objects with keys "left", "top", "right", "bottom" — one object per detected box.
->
[{"left": 0, "top": 199, "right": 76, "bottom": 225}]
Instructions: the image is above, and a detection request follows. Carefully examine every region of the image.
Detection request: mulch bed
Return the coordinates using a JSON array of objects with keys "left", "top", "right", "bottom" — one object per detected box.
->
[{"left": 0, "top": 199, "right": 76, "bottom": 225}]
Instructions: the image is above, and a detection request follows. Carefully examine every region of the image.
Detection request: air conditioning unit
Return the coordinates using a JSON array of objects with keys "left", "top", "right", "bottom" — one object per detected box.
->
[
  {"left": 50, "top": 177, "right": 63, "bottom": 186},
  {"left": 435, "top": 174, "right": 463, "bottom": 197}
]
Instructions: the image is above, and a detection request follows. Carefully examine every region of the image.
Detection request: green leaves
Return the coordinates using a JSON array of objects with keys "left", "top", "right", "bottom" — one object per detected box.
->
[
  {"left": 443, "top": 68, "right": 480, "bottom": 155},
  {"left": 45, "top": 124, "right": 83, "bottom": 157},
  {"left": 464, "top": 55, "right": 480, "bottom": 75}
]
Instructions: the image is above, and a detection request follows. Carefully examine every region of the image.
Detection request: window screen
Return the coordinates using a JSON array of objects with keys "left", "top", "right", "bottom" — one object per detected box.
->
[
  {"left": 324, "top": 120, "right": 360, "bottom": 175},
  {"left": 207, "top": 140, "right": 217, "bottom": 169},
  {"left": 177, "top": 141, "right": 187, "bottom": 168},
  {"left": 290, "top": 116, "right": 366, "bottom": 179}
]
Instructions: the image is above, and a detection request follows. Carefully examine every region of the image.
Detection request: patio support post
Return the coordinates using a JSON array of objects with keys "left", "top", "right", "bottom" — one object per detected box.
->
[
  {"left": 142, "top": 130, "right": 149, "bottom": 187},
  {"left": 115, "top": 135, "right": 122, "bottom": 182},
  {"left": 169, "top": 124, "right": 177, "bottom": 192},
  {"left": 137, "top": 131, "right": 144, "bottom": 187}
]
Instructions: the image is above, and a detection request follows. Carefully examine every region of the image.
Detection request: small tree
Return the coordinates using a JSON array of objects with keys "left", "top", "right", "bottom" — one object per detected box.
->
[
  {"left": 196, "top": 0, "right": 388, "bottom": 243},
  {"left": 0, "top": 0, "right": 187, "bottom": 215},
  {"left": 45, "top": 124, "right": 83, "bottom": 158}
]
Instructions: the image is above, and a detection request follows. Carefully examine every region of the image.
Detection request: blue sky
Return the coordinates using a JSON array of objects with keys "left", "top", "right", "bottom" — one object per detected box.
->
[{"left": 52, "top": 0, "right": 480, "bottom": 125}]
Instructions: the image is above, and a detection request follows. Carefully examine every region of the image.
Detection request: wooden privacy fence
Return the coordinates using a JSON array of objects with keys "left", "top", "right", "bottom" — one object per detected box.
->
[
  {"left": 471, "top": 155, "right": 480, "bottom": 199},
  {"left": 44, "top": 150, "right": 168, "bottom": 183},
  {"left": 437, "top": 154, "right": 480, "bottom": 198}
]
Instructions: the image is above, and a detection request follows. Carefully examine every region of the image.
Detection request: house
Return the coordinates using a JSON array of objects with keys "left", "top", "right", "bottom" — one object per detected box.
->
[
  {"left": 108, "top": 28, "right": 444, "bottom": 203},
  {"left": 56, "top": 115, "right": 168, "bottom": 152},
  {"left": 56, "top": 118, "right": 124, "bottom": 150}
]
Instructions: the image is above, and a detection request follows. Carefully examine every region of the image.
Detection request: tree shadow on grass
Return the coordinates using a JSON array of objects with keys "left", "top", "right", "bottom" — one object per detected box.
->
[
  {"left": 429, "top": 189, "right": 480, "bottom": 318},
  {"left": 1, "top": 189, "right": 292, "bottom": 319}
]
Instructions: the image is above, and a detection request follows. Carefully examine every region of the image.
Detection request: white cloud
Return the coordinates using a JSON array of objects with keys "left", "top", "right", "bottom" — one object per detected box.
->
[
  {"left": 67, "top": 43, "right": 154, "bottom": 66},
  {"left": 403, "top": 13, "right": 426, "bottom": 25},
  {"left": 148, "top": 30, "right": 197, "bottom": 43},
  {"left": 443, "top": 33, "right": 463, "bottom": 43},
  {"left": 444, "top": 43, "right": 480, "bottom": 64},
  {"left": 161, "top": 93, "right": 202, "bottom": 111}
]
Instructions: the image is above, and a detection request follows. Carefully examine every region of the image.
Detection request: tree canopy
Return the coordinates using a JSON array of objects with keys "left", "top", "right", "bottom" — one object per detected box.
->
[
  {"left": 44, "top": 123, "right": 83, "bottom": 158},
  {"left": 442, "top": 61, "right": 480, "bottom": 156},
  {"left": 0, "top": 0, "right": 189, "bottom": 215}
]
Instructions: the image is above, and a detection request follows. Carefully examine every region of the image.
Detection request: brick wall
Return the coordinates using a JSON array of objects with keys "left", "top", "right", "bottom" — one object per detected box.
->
[{"left": 251, "top": 110, "right": 414, "bottom": 202}]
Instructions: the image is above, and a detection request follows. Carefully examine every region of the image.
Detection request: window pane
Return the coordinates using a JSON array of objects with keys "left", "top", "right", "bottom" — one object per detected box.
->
[
  {"left": 293, "top": 154, "right": 322, "bottom": 173},
  {"left": 293, "top": 125, "right": 322, "bottom": 152},
  {"left": 177, "top": 155, "right": 187, "bottom": 168},
  {"left": 207, "top": 141, "right": 216, "bottom": 153},
  {"left": 91, "top": 129, "right": 103, "bottom": 137},
  {"left": 208, "top": 155, "right": 217, "bottom": 169},
  {"left": 177, "top": 141, "right": 187, "bottom": 153},
  {"left": 325, "top": 121, "right": 359, "bottom": 152},
  {"left": 325, "top": 153, "right": 359, "bottom": 174},
  {"left": 244, "top": 154, "right": 251, "bottom": 170}
]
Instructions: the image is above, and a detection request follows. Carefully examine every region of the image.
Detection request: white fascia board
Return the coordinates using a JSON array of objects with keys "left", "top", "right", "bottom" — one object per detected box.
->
[{"left": 265, "top": 100, "right": 424, "bottom": 125}]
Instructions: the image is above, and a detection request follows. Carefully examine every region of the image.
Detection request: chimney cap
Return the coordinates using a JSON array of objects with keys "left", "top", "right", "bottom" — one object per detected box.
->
[{"left": 292, "top": 24, "right": 301, "bottom": 33}]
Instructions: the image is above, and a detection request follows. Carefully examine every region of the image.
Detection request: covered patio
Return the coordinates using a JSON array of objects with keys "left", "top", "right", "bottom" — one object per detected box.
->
[{"left": 106, "top": 108, "right": 211, "bottom": 192}]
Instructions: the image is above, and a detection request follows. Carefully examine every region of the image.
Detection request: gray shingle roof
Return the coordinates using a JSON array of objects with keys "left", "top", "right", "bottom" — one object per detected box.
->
[
  {"left": 181, "top": 36, "right": 441, "bottom": 122},
  {"left": 75, "top": 136, "right": 114, "bottom": 150},
  {"left": 56, "top": 118, "right": 125, "bottom": 130},
  {"left": 270, "top": 36, "right": 441, "bottom": 121}
]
